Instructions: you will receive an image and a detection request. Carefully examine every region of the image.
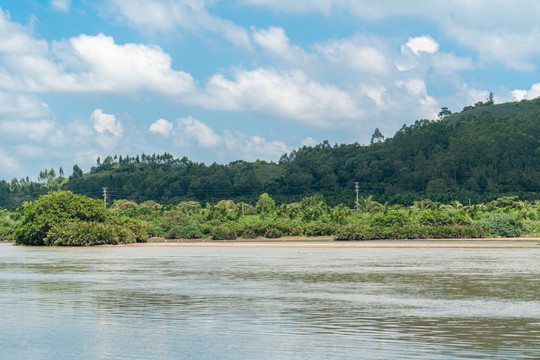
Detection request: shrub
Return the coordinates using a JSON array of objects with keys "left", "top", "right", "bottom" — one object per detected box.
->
[
  {"left": 475, "top": 213, "right": 525, "bottom": 237},
  {"left": 264, "top": 227, "right": 283, "bottom": 238},
  {"left": 211, "top": 225, "right": 237, "bottom": 240},
  {"left": 369, "top": 210, "right": 408, "bottom": 228},
  {"left": 14, "top": 191, "right": 108, "bottom": 245},
  {"left": 110, "top": 216, "right": 148, "bottom": 242},
  {"left": 303, "top": 221, "right": 334, "bottom": 236},
  {"left": 45, "top": 220, "right": 136, "bottom": 246},
  {"left": 333, "top": 224, "right": 373, "bottom": 240},
  {"left": 166, "top": 223, "right": 202, "bottom": 239}
]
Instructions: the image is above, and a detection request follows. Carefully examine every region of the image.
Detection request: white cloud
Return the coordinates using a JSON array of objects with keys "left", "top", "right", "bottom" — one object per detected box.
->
[
  {"left": 149, "top": 118, "right": 174, "bottom": 137},
  {"left": 252, "top": 26, "right": 310, "bottom": 62},
  {"left": 0, "top": 26, "right": 196, "bottom": 94},
  {"left": 512, "top": 83, "right": 540, "bottom": 101},
  {"left": 465, "top": 88, "right": 490, "bottom": 105},
  {"left": 361, "top": 85, "right": 386, "bottom": 107},
  {"left": 316, "top": 37, "right": 390, "bottom": 75},
  {"left": 396, "top": 79, "right": 438, "bottom": 119},
  {"left": 240, "top": 1, "right": 540, "bottom": 71},
  {"left": 193, "top": 68, "right": 361, "bottom": 127},
  {"left": 51, "top": 0, "right": 71, "bottom": 13},
  {"left": 431, "top": 52, "right": 474, "bottom": 72},
  {"left": 0, "top": 148, "right": 19, "bottom": 171},
  {"left": 300, "top": 137, "right": 317, "bottom": 147},
  {"left": 406, "top": 36, "right": 439, "bottom": 56},
  {"left": 0, "top": 120, "right": 56, "bottom": 141},
  {"left": 109, "top": 0, "right": 251, "bottom": 48},
  {"left": 176, "top": 116, "right": 221, "bottom": 147},
  {"left": 91, "top": 109, "right": 123, "bottom": 137},
  {"left": 223, "top": 130, "right": 290, "bottom": 161},
  {"left": 66, "top": 33, "right": 195, "bottom": 94},
  {"left": 0, "top": 8, "right": 48, "bottom": 55},
  {"left": 0, "top": 92, "right": 50, "bottom": 118}
]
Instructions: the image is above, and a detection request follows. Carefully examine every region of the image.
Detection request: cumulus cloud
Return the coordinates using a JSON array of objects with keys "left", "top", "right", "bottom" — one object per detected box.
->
[
  {"left": 0, "top": 8, "right": 48, "bottom": 55},
  {"left": 0, "top": 120, "right": 56, "bottom": 141},
  {"left": 406, "top": 36, "right": 439, "bottom": 56},
  {"left": 240, "top": 1, "right": 540, "bottom": 71},
  {"left": 0, "top": 25, "right": 195, "bottom": 94},
  {"left": 91, "top": 109, "right": 123, "bottom": 137},
  {"left": 300, "top": 137, "right": 317, "bottom": 147},
  {"left": 252, "top": 26, "right": 310, "bottom": 62},
  {"left": 149, "top": 118, "right": 174, "bottom": 137},
  {"left": 445, "top": 28, "right": 540, "bottom": 71},
  {"left": 51, "top": 0, "right": 70, "bottom": 13},
  {"left": 316, "top": 36, "right": 390, "bottom": 75},
  {"left": 108, "top": 0, "right": 251, "bottom": 47},
  {"left": 0, "top": 148, "right": 18, "bottom": 171},
  {"left": 176, "top": 116, "right": 221, "bottom": 147},
  {"left": 223, "top": 130, "right": 289, "bottom": 161},
  {"left": 512, "top": 83, "right": 540, "bottom": 101},
  {"left": 0, "top": 92, "right": 50, "bottom": 118},
  {"left": 396, "top": 79, "right": 438, "bottom": 118},
  {"left": 192, "top": 68, "right": 361, "bottom": 127},
  {"left": 64, "top": 33, "right": 196, "bottom": 94}
]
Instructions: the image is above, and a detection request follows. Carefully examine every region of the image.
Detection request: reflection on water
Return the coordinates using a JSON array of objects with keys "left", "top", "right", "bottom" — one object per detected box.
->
[{"left": 0, "top": 243, "right": 539, "bottom": 359}]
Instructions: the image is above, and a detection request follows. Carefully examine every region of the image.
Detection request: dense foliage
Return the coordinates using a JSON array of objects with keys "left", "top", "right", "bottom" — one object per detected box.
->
[
  {"left": 0, "top": 99, "right": 539, "bottom": 208},
  {"left": 106, "top": 194, "right": 539, "bottom": 241},
  {"left": 13, "top": 191, "right": 147, "bottom": 246},
  {"left": 3, "top": 192, "right": 539, "bottom": 245}
]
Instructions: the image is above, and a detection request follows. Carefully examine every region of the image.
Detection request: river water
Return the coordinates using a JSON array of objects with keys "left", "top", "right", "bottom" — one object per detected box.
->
[{"left": 0, "top": 242, "right": 539, "bottom": 359}]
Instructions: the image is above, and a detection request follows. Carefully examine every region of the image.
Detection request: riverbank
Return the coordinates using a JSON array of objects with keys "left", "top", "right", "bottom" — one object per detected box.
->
[{"left": 113, "top": 236, "right": 540, "bottom": 248}]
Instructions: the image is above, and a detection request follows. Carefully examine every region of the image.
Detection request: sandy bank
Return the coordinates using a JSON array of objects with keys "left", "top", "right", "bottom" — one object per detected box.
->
[{"left": 114, "top": 237, "right": 540, "bottom": 248}]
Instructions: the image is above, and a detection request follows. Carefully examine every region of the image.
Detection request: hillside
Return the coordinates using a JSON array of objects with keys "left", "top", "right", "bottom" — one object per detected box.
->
[{"left": 1, "top": 98, "right": 539, "bottom": 208}]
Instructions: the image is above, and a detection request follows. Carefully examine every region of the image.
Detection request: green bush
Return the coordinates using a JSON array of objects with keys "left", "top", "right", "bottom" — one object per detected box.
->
[
  {"left": 14, "top": 191, "right": 149, "bottom": 246},
  {"left": 14, "top": 191, "right": 108, "bottom": 245},
  {"left": 333, "top": 224, "right": 373, "bottom": 240},
  {"left": 264, "top": 227, "right": 283, "bottom": 238},
  {"left": 369, "top": 210, "right": 408, "bottom": 228},
  {"left": 166, "top": 223, "right": 202, "bottom": 239},
  {"left": 110, "top": 216, "right": 148, "bottom": 242},
  {"left": 303, "top": 221, "right": 334, "bottom": 236},
  {"left": 45, "top": 220, "right": 136, "bottom": 246},
  {"left": 211, "top": 225, "right": 237, "bottom": 240},
  {"left": 475, "top": 213, "right": 525, "bottom": 237}
]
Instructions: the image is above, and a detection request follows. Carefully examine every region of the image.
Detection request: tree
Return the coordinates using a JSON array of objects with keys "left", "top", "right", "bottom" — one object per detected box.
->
[
  {"left": 370, "top": 128, "right": 385, "bottom": 144},
  {"left": 71, "top": 164, "right": 83, "bottom": 179},
  {"left": 438, "top": 107, "right": 452, "bottom": 119},
  {"left": 14, "top": 191, "right": 108, "bottom": 245},
  {"left": 487, "top": 92, "right": 494, "bottom": 105},
  {"left": 256, "top": 193, "right": 275, "bottom": 214},
  {"left": 48, "top": 167, "right": 56, "bottom": 182},
  {"left": 355, "top": 195, "right": 381, "bottom": 213},
  {"left": 59, "top": 167, "right": 64, "bottom": 178},
  {"left": 14, "top": 191, "right": 148, "bottom": 246}
]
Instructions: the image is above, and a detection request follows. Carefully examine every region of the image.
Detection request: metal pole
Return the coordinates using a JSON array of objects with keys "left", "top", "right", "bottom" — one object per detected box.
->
[
  {"left": 103, "top": 187, "right": 107, "bottom": 206},
  {"left": 355, "top": 182, "right": 359, "bottom": 210}
]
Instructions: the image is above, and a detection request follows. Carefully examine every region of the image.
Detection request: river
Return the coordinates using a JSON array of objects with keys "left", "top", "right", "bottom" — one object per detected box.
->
[{"left": 0, "top": 242, "right": 538, "bottom": 359}]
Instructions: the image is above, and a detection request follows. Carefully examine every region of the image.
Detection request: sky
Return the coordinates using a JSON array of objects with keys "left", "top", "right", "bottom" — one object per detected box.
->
[{"left": 1, "top": 0, "right": 540, "bottom": 180}]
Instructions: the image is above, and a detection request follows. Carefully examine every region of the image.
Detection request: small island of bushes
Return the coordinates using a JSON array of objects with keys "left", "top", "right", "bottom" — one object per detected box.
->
[{"left": 2, "top": 190, "right": 538, "bottom": 246}]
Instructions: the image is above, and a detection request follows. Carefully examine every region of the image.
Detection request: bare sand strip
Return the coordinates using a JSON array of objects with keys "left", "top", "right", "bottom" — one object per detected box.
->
[{"left": 124, "top": 240, "right": 540, "bottom": 248}]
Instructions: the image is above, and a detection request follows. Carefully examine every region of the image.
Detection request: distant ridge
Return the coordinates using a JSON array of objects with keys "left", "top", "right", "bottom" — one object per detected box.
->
[{"left": 1, "top": 98, "right": 539, "bottom": 208}]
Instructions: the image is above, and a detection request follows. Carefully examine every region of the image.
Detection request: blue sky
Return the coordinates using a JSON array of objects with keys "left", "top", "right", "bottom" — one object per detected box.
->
[{"left": 1, "top": 0, "right": 540, "bottom": 180}]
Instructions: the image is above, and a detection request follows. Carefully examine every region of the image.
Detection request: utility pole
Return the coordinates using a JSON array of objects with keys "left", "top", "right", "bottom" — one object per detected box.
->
[
  {"left": 354, "top": 182, "right": 359, "bottom": 210},
  {"left": 102, "top": 187, "right": 107, "bottom": 206}
]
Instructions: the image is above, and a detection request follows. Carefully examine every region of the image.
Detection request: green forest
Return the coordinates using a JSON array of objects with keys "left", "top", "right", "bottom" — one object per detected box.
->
[
  {"left": 1, "top": 98, "right": 540, "bottom": 244},
  {"left": 2, "top": 98, "right": 539, "bottom": 209}
]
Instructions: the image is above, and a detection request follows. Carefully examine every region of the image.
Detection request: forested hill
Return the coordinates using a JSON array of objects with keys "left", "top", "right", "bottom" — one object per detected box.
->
[{"left": 2, "top": 98, "right": 540, "bottom": 208}]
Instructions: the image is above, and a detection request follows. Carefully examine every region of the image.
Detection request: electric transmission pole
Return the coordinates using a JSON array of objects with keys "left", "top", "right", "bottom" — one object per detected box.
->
[
  {"left": 102, "top": 187, "right": 108, "bottom": 206},
  {"left": 354, "top": 182, "right": 359, "bottom": 210}
]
